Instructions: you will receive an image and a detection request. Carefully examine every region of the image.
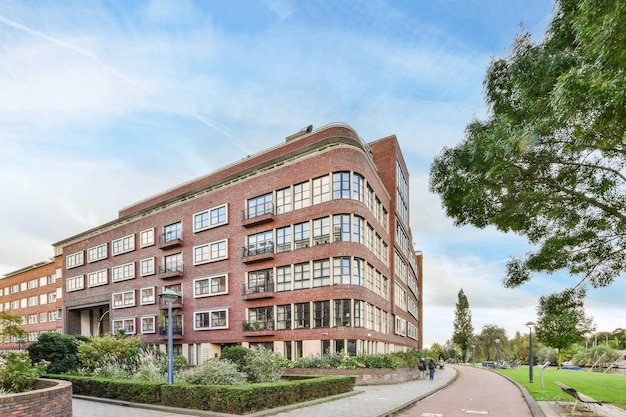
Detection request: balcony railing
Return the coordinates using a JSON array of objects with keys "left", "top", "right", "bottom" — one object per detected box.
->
[
  {"left": 242, "top": 281, "right": 275, "bottom": 297},
  {"left": 242, "top": 203, "right": 275, "bottom": 227},
  {"left": 158, "top": 263, "right": 183, "bottom": 279},
  {"left": 243, "top": 320, "right": 275, "bottom": 331},
  {"left": 242, "top": 242, "right": 275, "bottom": 263},
  {"left": 158, "top": 231, "right": 183, "bottom": 249},
  {"left": 158, "top": 325, "right": 183, "bottom": 337}
]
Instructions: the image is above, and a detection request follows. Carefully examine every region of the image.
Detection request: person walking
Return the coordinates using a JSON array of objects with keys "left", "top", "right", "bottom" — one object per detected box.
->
[
  {"left": 428, "top": 358, "right": 435, "bottom": 380},
  {"left": 418, "top": 358, "right": 426, "bottom": 380}
]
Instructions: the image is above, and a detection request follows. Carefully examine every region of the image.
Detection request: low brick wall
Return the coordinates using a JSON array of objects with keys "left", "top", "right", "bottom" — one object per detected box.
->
[
  {"left": 284, "top": 367, "right": 421, "bottom": 385},
  {"left": 0, "top": 379, "right": 72, "bottom": 417}
]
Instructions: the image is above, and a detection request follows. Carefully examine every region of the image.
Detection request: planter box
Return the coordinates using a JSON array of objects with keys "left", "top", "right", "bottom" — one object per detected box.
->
[{"left": 0, "top": 379, "right": 72, "bottom": 417}]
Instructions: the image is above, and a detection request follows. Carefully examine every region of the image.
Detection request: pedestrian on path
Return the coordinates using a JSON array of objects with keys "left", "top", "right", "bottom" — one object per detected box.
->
[
  {"left": 428, "top": 358, "right": 435, "bottom": 380},
  {"left": 418, "top": 357, "right": 426, "bottom": 380}
]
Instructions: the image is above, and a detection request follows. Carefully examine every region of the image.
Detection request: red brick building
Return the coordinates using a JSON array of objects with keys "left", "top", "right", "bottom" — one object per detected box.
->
[
  {"left": 0, "top": 258, "right": 64, "bottom": 352},
  {"left": 53, "top": 124, "right": 422, "bottom": 363}
]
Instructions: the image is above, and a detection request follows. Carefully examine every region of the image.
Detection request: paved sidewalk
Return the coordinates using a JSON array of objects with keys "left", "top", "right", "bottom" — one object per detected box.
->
[
  {"left": 77, "top": 364, "right": 626, "bottom": 417},
  {"left": 74, "top": 367, "right": 457, "bottom": 417}
]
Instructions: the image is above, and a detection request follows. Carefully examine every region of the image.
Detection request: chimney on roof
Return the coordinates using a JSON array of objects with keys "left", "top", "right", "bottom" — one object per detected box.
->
[{"left": 286, "top": 124, "right": 313, "bottom": 142}]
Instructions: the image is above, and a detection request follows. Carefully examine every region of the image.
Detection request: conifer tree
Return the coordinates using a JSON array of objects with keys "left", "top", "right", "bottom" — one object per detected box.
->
[{"left": 452, "top": 288, "right": 474, "bottom": 362}]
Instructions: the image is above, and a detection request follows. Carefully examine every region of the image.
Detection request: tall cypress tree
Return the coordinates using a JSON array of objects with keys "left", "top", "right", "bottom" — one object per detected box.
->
[{"left": 452, "top": 288, "right": 474, "bottom": 362}]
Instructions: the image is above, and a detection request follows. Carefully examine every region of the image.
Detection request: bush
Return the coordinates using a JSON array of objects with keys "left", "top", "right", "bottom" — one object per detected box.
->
[
  {"left": 0, "top": 352, "right": 47, "bottom": 393},
  {"left": 177, "top": 358, "right": 247, "bottom": 386},
  {"left": 220, "top": 346, "right": 250, "bottom": 371},
  {"left": 27, "top": 332, "right": 87, "bottom": 374},
  {"left": 571, "top": 345, "right": 621, "bottom": 367},
  {"left": 241, "top": 346, "right": 286, "bottom": 383},
  {"left": 77, "top": 334, "right": 142, "bottom": 370}
]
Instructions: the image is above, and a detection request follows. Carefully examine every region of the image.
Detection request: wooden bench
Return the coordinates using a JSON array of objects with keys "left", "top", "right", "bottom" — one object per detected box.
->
[{"left": 554, "top": 381, "right": 602, "bottom": 414}]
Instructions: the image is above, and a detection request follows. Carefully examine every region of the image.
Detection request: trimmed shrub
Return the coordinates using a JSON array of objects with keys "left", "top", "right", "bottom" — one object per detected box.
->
[{"left": 177, "top": 358, "right": 247, "bottom": 386}]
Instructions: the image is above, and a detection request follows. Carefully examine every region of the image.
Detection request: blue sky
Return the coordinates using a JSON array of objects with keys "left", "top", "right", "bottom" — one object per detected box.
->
[{"left": 1, "top": 0, "right": 623, "bottom": 348}]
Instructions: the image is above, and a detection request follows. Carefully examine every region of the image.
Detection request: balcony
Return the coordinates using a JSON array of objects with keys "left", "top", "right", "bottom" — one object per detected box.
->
[
  {"left": 158, "top": 263, "right": 183, "bottom": 279},
  {"left": 158, "top": 232, "right": 183, "bottom": 250},
  {"left": 242, "top": 281, "right": 275, "bottom": 300},
  {"left": 242, "top": 204, "right": 275, "bottom": 228},
  {"left": 242, "top": 242, "right": 275, "bottom": 263},
  {"left": 158, "top": 325, "right": 183, "bottom": 340},
  {"left": 243, "top": 320, "right": 276, "bottom": 337}
]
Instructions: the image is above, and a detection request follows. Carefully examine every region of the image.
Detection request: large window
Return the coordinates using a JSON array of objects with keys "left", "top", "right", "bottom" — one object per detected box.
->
[
  {"left": 194, "top": 239, "right": 228, "bottom": 264},
  {"left": 294, "top": 302, "right": 310, "bottom": 329},
  {"left": 247, "top": 269, "right": 272, "bottom": 293},
  {"left": 87, "top": 243, "right": 107, "bottom": 263},
  {"left": 293, "top": 181, "right": 310, "bottom": 209},
  {"left": 276, "top": 226, "right": 291, "bottom": 253},
  {"left": 194, "top": 274, "right": 228, "bottom": 297},
  {"left": 87, "top": 269, "right": 108, "bottom": 287},
  {"left": 194, "top": 309, "right": 228, "bottom": 330},
  {"left": 247, "top": 193, "right": 273, "bottom": 219},
  {"left": 333, "top": 214, "right": 350, "bottom": 242},
  {"left": 352, "top": 173, "right": 364, "bottom": 202},
  {"left": 163, "top": 253, "right": 182, "bottom": 273},
  {"left": 112, "top": 234, "right": 135, "bottom": 256},
  {"left": 293, "top": 262, "right": 310, "bottom": 289},
  {"left": 66, "top": 275, "right": 84, "bottom": 292},
  {"left": 163, "top": 222, "right": 182, "bottom": 243},
  {"left": 247, "top": 306, "right": 273, "bottom": 330},
  {"left": 313, "top": 301, "right": 330, "bottom": 328},
  {"left": 333, "top": 171, "right": 350, "bottom": 199},
  {"left": 112, "top": 262, "right": 135, "bottom": 282},
  {"left": 334, "top": 299, "right": 351, "bottom": 327},
  {"left": 140, "top": 257, "right": 155, "bottom": 276},
  {"left": 194, "top": 204, "right": 228, "bottom": 232},
  {"left": 276, "top": 304, "right": 291, "bottom": 330},
  {"left": 353, "top": 300, "right": 364, "bottom": 327},
  {"left": 140, "top": 228, "right": 154, "bottom": 247},
  {"left": 112, "top": 290, "right": 135, "bottom": 309},
  {"left": 313, "top": 217, "right": 330, "bottom": 245},
  {"left": 313, "top": 259, "right": 331, "bottom": 287},
  {"left": 294, "top": 221, "right": 310, "bottom": 248},
  {"left": 112, "top": 318, "right": 135, "bottom": 334},
  {"left": 333, "top": 257, "right": 351, "bottom": 285},
  {"left": 141, "top": 316, "right": 156, "bottom": 334},
  {"left": 247, "top": 231, "right": 273, "bottom": 256},
  {"left": 312, "top": 175, "right": 330, "bottom": 204},
  {"left": 66, "top": 251, "right": 84, "bottom": 269},
  {"left": 353, "top": 258, "right": 364, "bottom": 286},
  {"left": 352, "top": 215, "right": 364, "bottom": 244},
  {"left": 276, "top": 187, "right": 292, "bottom": 214},
  {"left": 276, "top": 266, "right": 291, "bottom": 292}
]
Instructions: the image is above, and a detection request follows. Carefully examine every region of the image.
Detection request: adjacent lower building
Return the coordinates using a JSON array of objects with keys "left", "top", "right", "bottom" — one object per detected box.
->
[
  {"left": 44, "top": 123, "right": 423, "bottom": 364},
  {"left": 0, "top": 259, "right": 64, "bottom": 352}
]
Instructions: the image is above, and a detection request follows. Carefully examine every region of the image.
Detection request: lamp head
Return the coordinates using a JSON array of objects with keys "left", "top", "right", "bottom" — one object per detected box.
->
[
  {"left": 525, "top": 321, "right": 536, "bottom": 330},
  {"left": 160, "top": 289, "right": 179, "bottom": 303}
]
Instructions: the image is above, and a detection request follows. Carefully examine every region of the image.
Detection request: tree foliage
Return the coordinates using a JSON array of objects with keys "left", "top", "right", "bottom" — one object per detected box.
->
[
  {"left": 535, "top": 287, "right": 595, "bottom": 367},
  {"left": 451, "top": 288, "right": 474, "bottom": 362},
  {"left": 0, "top": 311, "right": 27, "bottom": 341},
  {"left": 429, "top": 0, "right": 626, "bottom": 289},
  {"left": 475, "top": 325, "right": 509, "bottom": 362},
  {"left": 27, "top": 332, "right": 88, "bottom": 374}
]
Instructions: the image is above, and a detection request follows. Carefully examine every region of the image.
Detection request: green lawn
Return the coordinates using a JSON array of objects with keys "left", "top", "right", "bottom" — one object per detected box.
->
[{"left": 496, "top": 366, "right": 626, "bottom": 410}]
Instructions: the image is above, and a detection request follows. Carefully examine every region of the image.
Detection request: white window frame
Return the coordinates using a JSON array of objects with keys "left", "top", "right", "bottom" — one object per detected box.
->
[
  {"left": 112, "top": 234, "right": 135, "bottom": 256},
  {"left": 141, "top": 315, "right": 156, "bottom": 334},
  {"left": 112, "top": 262, "right": 136, "bottom": 282},
  {"left": 193, "top": 274, "right": 228, "bottom": 298},
  {"left": 140, "top": 257, "right": 155, "bottom": 277},
  {"left": 112, "top": 290, "right": 135, "bottom": 309},
  {"left": 87, "top": 269, "right": 108, "bottom": 287},
  {"left": 140, "top": 287, "right": 155, "bottom": 305},
  {"left": 66, "top": 275, "right": 85, "bottom": 292},
  {"left": 140, "top": 228, "right": 155, "bottom": 248},
  {"left": 193, "top": 239, "right": 228, "bottom": 265},
  {"left": 193, "top": 203, "right": 228, "bottom": 233},
  {"left": 66, "top": 251, "right": 84, "bottom": 269},
  {"left": 112, "top": 318, "right": 136, "bottom": 334},
  {"left": 87, "top": 243, "right": 108, "bottom": 263},
  {"left": 193, "top": 308, "right": 229, "bottom": 330}
]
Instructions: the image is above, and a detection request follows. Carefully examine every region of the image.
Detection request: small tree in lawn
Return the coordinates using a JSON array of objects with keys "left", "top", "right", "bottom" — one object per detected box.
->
[
  {"left": 452, "top": 288, "right": 474, "bottom": 362},
  {"left": 535, "top": 287, "right": 595, "bottom": 368}
]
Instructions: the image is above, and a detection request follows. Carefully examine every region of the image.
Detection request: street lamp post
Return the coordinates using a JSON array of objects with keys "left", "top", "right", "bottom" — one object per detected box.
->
[
  {"left": 495, "top": 339, "right": 500, "bottom": 369},
  {"left": 17, "top": 338, "right": 24, "bottom": 351},
  {"left": 159, "top": 289, "right": 179, "bottom": 385},
  {"left": 525, "top": 321, "right": 536, "bottom": 383}
]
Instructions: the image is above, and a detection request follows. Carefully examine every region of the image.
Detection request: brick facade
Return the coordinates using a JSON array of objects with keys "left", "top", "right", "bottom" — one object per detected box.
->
[
  {"left": 0, "top": 259, "right": 64, "bottom": 351},
  {"left": 49, "top": 123, "right": 422, "bottom": 362}
]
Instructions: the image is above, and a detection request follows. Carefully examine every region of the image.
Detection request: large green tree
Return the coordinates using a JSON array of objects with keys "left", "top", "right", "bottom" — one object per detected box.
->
[
  {"left": 536, "top": 287, "right": 595, "bottom": 368},
  {"left": 0, "top": 311, "right": 27, "bottom": 341},
  {"left": 451, "top": 288, "right": 474, "bottom": 362},
  {"left": 429, "top": 0, "right": 626, "bottom": 289}
]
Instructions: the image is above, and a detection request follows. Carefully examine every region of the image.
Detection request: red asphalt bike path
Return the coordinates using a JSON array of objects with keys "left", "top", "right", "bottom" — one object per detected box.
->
[{"left": 397, "top": 365, "right": 533, "bottom": 417}]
